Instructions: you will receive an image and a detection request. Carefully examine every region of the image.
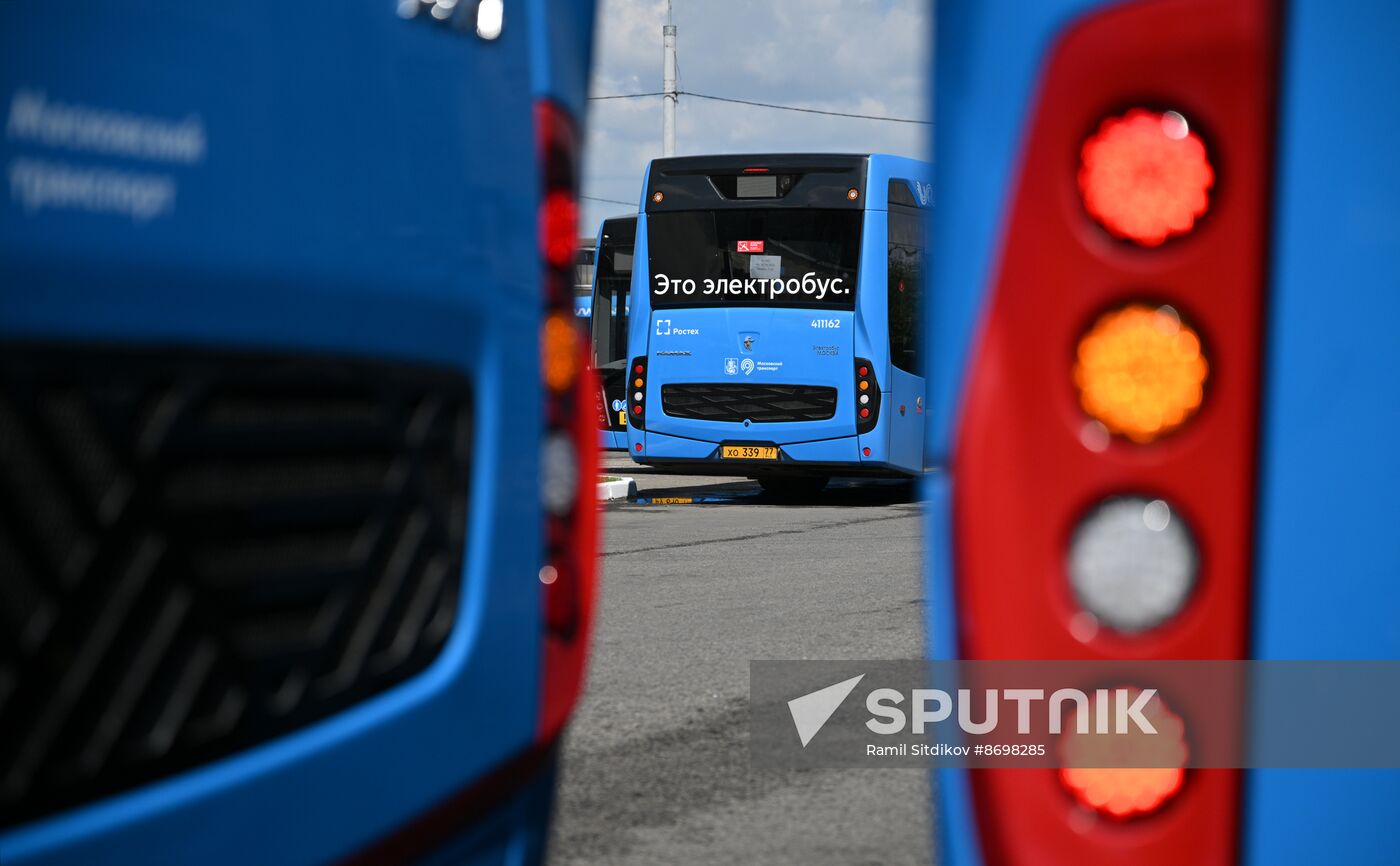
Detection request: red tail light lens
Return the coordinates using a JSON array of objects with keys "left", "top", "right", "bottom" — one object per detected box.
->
[
  {"left": 535, "top": 99, "right": 597, "bottom": 742},
  {"left": 1079, "top": 108, "right": 1214, "bottom": 246},
  {"left": 540, "top": 190, "right": 579, "bottom": 269},
  {"left": 1058, "top": 689, "right": 1188, "bottom": 818},
  {"left": 1064, "top": 765, "right": 1187, "bottom": 820}
]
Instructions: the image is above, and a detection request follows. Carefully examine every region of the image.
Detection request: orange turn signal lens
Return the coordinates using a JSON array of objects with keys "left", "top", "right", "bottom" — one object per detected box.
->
[
  {"left": 1079, "top": 109, "right": 1213, "bottom": 246},
  {"left": 542, "top": 313, "right": 580, "bottom": 392},
  {"left": 1074, "top": 304, "right": 1207, "bottom": 443},
  {"left": 1058, "top": 688, "right": 1187, "bottom": 819},
  {"left": 859, "top": 380, "right": 870, "bottom": 391}
]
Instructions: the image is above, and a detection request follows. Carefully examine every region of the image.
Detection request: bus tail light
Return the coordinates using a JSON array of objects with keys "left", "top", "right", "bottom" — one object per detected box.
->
[
  {"left": 944, "top": 0, "right": 1275, "bottom": 862},
  {"left": 855, "top": 357, "right": 880, "bottom": 434},
  {"left": 1068, "top": 496, "right": 1198, "bottom": 635},
  {"left": 627, "top": 356, "right": 647, "bottom": 431},
  {"left": 1079, "top": 108, "right": 1215, "bottom": 247},
  {"left": 535, "top": 98, "right": 598, "bottom": 742},
  {"left": 542, "top": 311, "right": 581, "bottom": 393},
  {"left": 1058, "top": 689, "right": 1189, "bottom": 819},
  {"left": 1074, "top": 303, "right": 1208, "bottom": 444}
]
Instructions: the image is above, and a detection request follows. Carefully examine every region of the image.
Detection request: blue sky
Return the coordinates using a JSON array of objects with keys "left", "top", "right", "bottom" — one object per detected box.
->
[{"left": 581, "top": 0, "right": 930, "bottom": 232}]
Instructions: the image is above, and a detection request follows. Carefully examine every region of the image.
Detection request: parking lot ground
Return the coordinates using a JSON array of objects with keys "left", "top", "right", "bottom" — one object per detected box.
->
[{"left": 550, "top": 452, "right": 933, "bottom": 866}]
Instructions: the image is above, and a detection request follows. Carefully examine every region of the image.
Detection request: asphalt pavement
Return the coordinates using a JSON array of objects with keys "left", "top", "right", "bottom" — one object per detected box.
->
[{"left": 547, "top": 454, "right": 933, "bottom": 866}]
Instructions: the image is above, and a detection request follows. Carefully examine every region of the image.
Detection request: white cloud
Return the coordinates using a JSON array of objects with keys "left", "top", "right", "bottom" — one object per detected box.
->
[{"left": 582, "top": 0, "right": 930, "bottom": 231}]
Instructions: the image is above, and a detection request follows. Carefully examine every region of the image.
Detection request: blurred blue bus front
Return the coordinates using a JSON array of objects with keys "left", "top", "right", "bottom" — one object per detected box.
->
[
  {"left": 626, "top": 154, "right": 932, "bottom": 494},
  {"left": 0, "top": 2, "right": 598, "bottom": 864}
]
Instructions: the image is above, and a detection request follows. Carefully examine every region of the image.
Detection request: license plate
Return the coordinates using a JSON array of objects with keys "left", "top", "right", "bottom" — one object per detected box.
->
[{"left": 721, "top": 445, "right": 778, "bottom": 460}]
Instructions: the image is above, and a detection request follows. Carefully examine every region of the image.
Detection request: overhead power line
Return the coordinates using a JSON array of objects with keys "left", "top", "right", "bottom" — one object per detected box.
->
[
  {"left": 582, "top": 194, "right": 636, "bottom": 207},
  {"left": 682, "top": 92, "right": 930, "bottom": 125},
  {"left": 589, "top": 91, "right": 667, "bottom": 100},
  {"left": 587, "top": 89, "right": 930, "bottom": 125}
]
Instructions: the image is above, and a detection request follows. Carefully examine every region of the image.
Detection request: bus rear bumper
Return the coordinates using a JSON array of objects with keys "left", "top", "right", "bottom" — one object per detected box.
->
[{"left": 630, "top": 429, "right": 912, "bottom": 477}]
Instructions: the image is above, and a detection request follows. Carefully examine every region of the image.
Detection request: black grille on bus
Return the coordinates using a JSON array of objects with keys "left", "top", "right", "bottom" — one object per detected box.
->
[
  {"left": 660, "top": 383, "right": 838, "bottom": 423},
  {"left": 0, "top": 346, "right": 471, "bottom": 827}
]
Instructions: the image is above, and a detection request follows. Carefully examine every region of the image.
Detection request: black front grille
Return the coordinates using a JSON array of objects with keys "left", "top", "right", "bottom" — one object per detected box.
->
[
  {"left": 660, "top": 383, "right": 838, "bottom": 423},
  {"left": 0, "top": 346, "right": 472, "bottom": 826}
]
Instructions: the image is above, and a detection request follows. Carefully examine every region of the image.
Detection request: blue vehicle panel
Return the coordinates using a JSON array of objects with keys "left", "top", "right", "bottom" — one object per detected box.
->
[
  {"left": 0, "top": 2, "right": 595, "bottom": 863},
  {"left": 1244, "top": 1, "right": 1400, "bottom": 863}
]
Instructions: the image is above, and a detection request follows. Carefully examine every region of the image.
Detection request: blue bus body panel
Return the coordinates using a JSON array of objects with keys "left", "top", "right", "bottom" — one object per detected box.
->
[
  {"left": 644, "top": 305, "right": 859, "bottom": 439},
  {"left": 0, "top": 1, "right": 592, "bottom": 862},
  {"left": 924, "top": 2, "right": 1148, "bottom": 865},
  {"left": 866, "top": 155, "right": 931, "bottom": 473},
  {"left": 525, "top": 0, "right": 594, "bottom": 114},
  {"left": 623, "top": 188, "right": 650, "bottom": 458},
  {"left": 1243, "top": 1, "right": 1400, "bottom": 863}
]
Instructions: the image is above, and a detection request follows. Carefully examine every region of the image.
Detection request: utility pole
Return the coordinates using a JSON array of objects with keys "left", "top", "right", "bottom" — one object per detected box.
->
[{"left": 662, "top": 1, "right": 677, "bottom": 157}]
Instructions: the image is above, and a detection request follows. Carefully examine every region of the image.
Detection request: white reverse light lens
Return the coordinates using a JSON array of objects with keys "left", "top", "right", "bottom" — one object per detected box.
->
[
  {"left": 476, "top": 0, "right": 504, "bottom": 39},
  {"left": 541, "top": 432, "right": 578, "bottom": 516},
  {"left": 1068, "top": 496, "right": 1197, "bottom": 634}
]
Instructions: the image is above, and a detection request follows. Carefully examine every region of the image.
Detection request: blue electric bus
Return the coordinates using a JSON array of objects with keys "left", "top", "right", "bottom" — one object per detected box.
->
[
  {"left": 0, "top": 2, "right": 598, "bottom": 864},
  {"left": 625, "top": 153, "right": 932, "bottom": 494},
  {"left": 589, "top": 215, "right": 637, "bottom": 451},
  {"left": 925, "top": 1, "right": 1400, "bottom": 865}
]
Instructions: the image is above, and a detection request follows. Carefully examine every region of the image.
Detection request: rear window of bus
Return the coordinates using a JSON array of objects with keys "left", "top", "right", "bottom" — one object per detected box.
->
[{"left": 647, "top": 209, "right": 861, "bottom": 309}]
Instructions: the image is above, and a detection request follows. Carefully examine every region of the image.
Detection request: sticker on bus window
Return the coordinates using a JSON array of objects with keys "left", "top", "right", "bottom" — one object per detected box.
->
[
  {"left": 737, "top": 240, "right": 764, "bottom": 253},
  {"left": 749, "top": 255, "right": 781, "bottom": 279}
]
